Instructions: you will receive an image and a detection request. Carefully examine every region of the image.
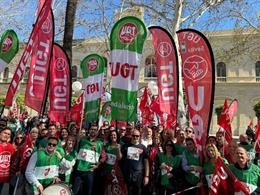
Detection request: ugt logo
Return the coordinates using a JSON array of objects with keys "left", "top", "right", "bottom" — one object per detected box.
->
[{"left": 183, "top": 55, "right": 208, "bottom": 81}]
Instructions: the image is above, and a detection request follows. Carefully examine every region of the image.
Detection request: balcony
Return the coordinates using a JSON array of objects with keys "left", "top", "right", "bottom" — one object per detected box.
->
[{"left": 216, "top": 77, "right": 226, "bottom": 82}]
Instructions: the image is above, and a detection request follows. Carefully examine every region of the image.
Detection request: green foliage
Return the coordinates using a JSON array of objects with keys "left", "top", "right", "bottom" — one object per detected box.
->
[
  {"left": 253, "top": 101, "right": 260, "bottom": 120},
  {"left": 215, "top": 106, "right": 223, "bottom": 118}
]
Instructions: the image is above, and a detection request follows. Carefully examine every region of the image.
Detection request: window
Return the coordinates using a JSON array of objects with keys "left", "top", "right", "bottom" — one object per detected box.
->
[
  {"left": 144, "top": 55, "right": 157, "bottom": 78},
  {"left": 216, "top": 62, "right": 226, "bottom": 82},
  {"left": 256, "top": 61, "right": 260, "bottom": 82},
  {"left": 3, "top": 67, "right": 9, "bottom": 82},
  {"left": 71, "top": 65, "right": 78, "bottom": 81}
]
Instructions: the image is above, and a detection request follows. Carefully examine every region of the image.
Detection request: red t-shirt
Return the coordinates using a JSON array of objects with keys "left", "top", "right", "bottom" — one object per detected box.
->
[{"left": 0, "top": 143, "right": 15, "bottom": 182}]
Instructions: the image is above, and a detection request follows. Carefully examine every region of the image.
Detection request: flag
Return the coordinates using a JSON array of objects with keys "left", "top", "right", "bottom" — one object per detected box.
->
[
  {"left": 48, "top": 43, "right": 71, "bottom": 125},
  {"left": 139, "top": 87, "right": 154, "bottom": 126},
  {"left": 110, "top": 16, "right": 147, "bottom": 122},
  {"left": 0, "top": 30, "right": 19, "bottom": 73},
  {"left": 150, "top": 96, "right": 165, "bottom": 125},
  {"left": 218, "top": 99, "right": 232, "bottom": 144},
  {"left": 4, "top": 0, "right": 52, "bottom": 107},
  {"left": 255, "top": 122, "right": 260, "bottom": 152},
  {"left": 228, "top": 99, "right": 238, "bottom": 121},
  {"left": 209, "top": 157, "right": 250, "bottom": 195},
  {"left": 148, "top": 26, "right": 178, "bottom": 127},
  {"left": 177, "top": 29, "right": 215, "bottom": 161},
  {"left": 70, "top": 92, "right": 84, "bottom": 126},
  {"left": 80, "top": 54, "right": 105, "bottom": 122},
  {"left": 25, "top": 8, "right": 54, "bottom": 113}
]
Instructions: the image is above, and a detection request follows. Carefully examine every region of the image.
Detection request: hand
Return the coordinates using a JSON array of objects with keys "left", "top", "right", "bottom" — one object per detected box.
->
[
  {"left": 53, "top": 176, "right": 61, "bottom": 183},
  {"left": 54, "top": 151, "right": 62, "bottom": 160},
  {"left": 37, "top": 184, "right": 44, "bottom": 194},
  {"left": 143, "top": 176, "right": 149, "bottom": 186},
  {"left": 90, "top": 164, "right": 98, "bottom": 171},
  {"left": 167, "top": 173, "right": 173, "bottom": 178}
]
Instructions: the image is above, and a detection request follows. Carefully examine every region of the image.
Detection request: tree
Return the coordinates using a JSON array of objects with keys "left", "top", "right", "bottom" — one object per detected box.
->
[{"left": 63, "top": 0, "right": 79, "bottom": 62}]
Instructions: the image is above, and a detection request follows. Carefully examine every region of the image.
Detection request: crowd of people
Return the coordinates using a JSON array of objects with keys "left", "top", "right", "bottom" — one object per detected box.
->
[{"left": 0, "top": 114, "right": 259, "bottom": 195}]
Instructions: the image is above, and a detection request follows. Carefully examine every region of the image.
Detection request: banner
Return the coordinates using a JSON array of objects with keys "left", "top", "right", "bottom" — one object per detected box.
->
[
  {"left": 70, "top": 92, "right": 84, "bottom": 126},
  {"left": 101, "top": 101, "right": 112, "bottom": 123},
  {"left": 228, "top": 99, "right": 238, "bottom": 121},
  {"left": 48, "top": 43, "right": 71, "bottom": 125},
  {"left": 148, "top": 26, "right": 178, "bottom": 127},
  {"left": 4, "top": 0, "right": 52, "bottom": 107},
  {"left": 25, "top": 9, "right": 54, "bottom": 113},
  {"left": 110, "top": 16, "right": 147, "bottom": 121},
  {"left": 0, "top": 30, "right": 19, "bottom": 73},
  {"left": 177, "top": 29, "right": 215, "bottom": 160},
  {"left": 210, "top": 157, "right": 250, "bottom": 195},
  {"left": 255, "top": 123, "right": 260, "bottom": 152},
  {"left": 218, "top": 99, "right": 232, "bottom": 144},
  {"left": 80, "top": 54, "right": 105, "bottom": 122}
]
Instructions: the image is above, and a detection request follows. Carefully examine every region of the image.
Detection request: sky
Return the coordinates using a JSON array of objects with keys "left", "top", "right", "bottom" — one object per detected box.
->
[{"left": 0, "top": 0, "right": 259, "bottom": 42}]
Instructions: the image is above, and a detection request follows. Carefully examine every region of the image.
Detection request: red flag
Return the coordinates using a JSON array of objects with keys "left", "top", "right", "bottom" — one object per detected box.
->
[
  {"left": 248, "top": 120, "right": 253, "bottom": 128},
  {"left": 70, "top": 92, "right": 84, "bottom": 126},
  {"left": 218, "top": 99, "right": 232, "bottom": 143},
  {"left": 254, "top": 123, "right": 260, "bottom": 152},
  {"left": 228, "top": 99, "right": 238, "bottom": 121},
  {"left": 150, "top": 96, "right": 165, "bottom": 125},
  {"left": 4, "top": 0, "right": 52, "bottom": 107},
  {"left": 165, "top": 114, "right": 176, "bottom": 129},
  {"left": 48, "top": 43, "right": 71, "bottom": 125},
  {"left": 25, "top": 9, "right": 54, "bottom": 113},
  {"left": 210, "top": 157, "right": 250, "bottom": 195},
  {"left": 177, "top": 29, "right": 215, "bottom": 161},
  {"left": 139, "top": 87, "right": 149, "bottom": 112},
  {"left": 148, "top": 26, "right": 178, "bottom": 126}
]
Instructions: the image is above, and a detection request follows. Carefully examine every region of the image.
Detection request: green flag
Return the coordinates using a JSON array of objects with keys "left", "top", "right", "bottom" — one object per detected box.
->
[
  {"left": 80, "top": 54, "right": 105, "bottom": 122},
  {"left": 110, "top": 16, "right": 147, "bottom": 121},
  {"left": 101, "top": 101, "right": 112, "bottom": 123},
  {"left": 0, "top": 29, "right": 19, "bottom": 73}
]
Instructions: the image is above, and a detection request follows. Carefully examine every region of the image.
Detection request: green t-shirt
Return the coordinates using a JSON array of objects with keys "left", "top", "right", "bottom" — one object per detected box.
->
[
  {"left": 158, "top": 153, "right": 181, "bottom": 187},
  {"left": 104, "top": 144, "right": 118, "bottom": 173},
  {"left": 174, "top": 143, "right": 186, "bottom": 156},
  {"left": 76, "top": 137, "right": 103, "bottom": 172},
  {"left": 229, "top": 163, "right": 260, "bottom": 193}
]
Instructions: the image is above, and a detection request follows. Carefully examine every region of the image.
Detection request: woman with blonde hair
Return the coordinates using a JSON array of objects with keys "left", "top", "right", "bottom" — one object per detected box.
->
[{"left": 203, "top": 143, "right": 227, "bottom": 188}]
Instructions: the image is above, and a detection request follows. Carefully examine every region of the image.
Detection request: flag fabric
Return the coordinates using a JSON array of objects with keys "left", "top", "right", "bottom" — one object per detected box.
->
[
  {"left": 177, "top": 29, "right": 215, "bottom": 161},
  {"left": 255, "top": 122, "right": 260, "bottom": 152},
  {"left": 150, "top": 96, "right": 165, "bottom": 125},
  {"left": 228, "top": 99, "right": 238, "bottom": 121},
  {"left": 139, "top": 87, "right": 154, "bottom": 126},
  {"left": 4, "top": 0, "right": 52, "bottom": 107},
  {"left": 148, "top": 26, "right": 178, "bottom": 127},
  {"left": 70, "top": 92, "right": 84, "bottom": 126},
  {"left": 218, "top": 99, "right": 232, "bottom": 144},
  {"left": 101, "top": 101, "right": 112, "bottom": 123},
  {"left": 210, "top": 157, "right": 250, "bottom": 195},
  {"left": 80, "top": 54, "right": 105, "bottom": 122},
  {"left": 48, "top": 43, "right": 71, "bottom": 125},
  {"left": 25, "top": 8, "right": 54, "bottom": 113},
  {"left": 0, "top": 30, "right": 19, "bottom": 73},
  {"left": 110, "top": 16, "right": 147, "bottom": 122}
]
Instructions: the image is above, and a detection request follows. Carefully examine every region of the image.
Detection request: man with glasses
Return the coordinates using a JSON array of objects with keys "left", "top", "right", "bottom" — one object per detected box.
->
[
  {"left": 185, "top": 127, "right": 194, "bottom": 138},
  {"left": 25, "top": 137, "right": 62, "bottom": 195},
  {"left": 121, "top": 129, "right": 149, "bottom": 195},
  {"left": 120, "top": 123, "right": 133, "bottom": 145},
  {"left": 72, "top": 124, "right": 105, "bottom": 195}
]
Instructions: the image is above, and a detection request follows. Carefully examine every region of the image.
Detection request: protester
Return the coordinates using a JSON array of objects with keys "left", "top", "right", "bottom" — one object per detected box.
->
[
  {"left": 174, "top": 129, "right": 186, "bottom": 155},
  {"left": 103, "top": 130, "right": 127, "bottom": 195},
  {"left": 158, "top": 140, "right": 184, "bottom": 194},
  {"left": 225, "top": 139, "right": 238, "bottom": 164},
  {"left": 121, "top": 129, "right": 149, "bottom": 195},
  {"left": 72, "top": 124, "right": 105, "bottom": 195},
  {"left": 59, "top": 135, "right": 77, "bottom": 185},
  {"left": 229, "top": 147, "right": 260, "bottom": 194},
  {"left": 206, "top": 135, "right": 217, "bottom": 146},
  {"left": 25, "top": 137, "right": 62, "bottom": 195},
  {"left": 182, "top": 138, "right": 202, "bottom": 194},
  {"left": 185, "top": 126, "right": 194, "bottom": 138},
  {"left": 141, "top": 127, "right": 153, "bottom": 147},
  {"left": 60, "top": 127, "right": 69, "bottom": 147},
  {"left": 0, "top": 127, "right": 14, "bottom": 194}
]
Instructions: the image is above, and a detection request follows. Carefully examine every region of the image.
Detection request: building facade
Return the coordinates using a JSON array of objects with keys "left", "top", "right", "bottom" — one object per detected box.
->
[{"left": 0, "top": 26, "right": 259, "bottom": 136}]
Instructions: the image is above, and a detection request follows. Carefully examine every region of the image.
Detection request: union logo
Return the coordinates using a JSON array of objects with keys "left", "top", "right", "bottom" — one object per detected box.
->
[
  {"left": 119, "top": 22, "right": 137, "bottom": 44},
  {"left": 0, "top": 151, "right": 11, "bottom": 169},
  {"left": 87, "top": 58, "right": 98, "bottom": 71},
  {"left": 42, "top": 17, "right": 52, "bottom": 34},
  {"left": 2, "top": 35, "right": 13, "bottom": 53},
  {"left": 183, "top": 55, "right": 208, "bottom": 81},
  {"left": 157, "top": 42, "right": 172, "bottom": 57},
  {"left": 55, "top": 58, "right": 66, "bottom": 71}
]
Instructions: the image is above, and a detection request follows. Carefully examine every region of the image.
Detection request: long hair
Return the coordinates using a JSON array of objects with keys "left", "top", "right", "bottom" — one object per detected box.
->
[{"left": 204, "top": 143, "right": 221, "bottom": 162}]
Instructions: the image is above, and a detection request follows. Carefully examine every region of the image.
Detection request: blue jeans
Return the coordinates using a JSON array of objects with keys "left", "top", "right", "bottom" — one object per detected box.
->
[
  {"left": 72, "top": 170, "right": 95, "bottom": 195},
  {"left": 0, "top": 183, "right": 4, "bottom": 194}
]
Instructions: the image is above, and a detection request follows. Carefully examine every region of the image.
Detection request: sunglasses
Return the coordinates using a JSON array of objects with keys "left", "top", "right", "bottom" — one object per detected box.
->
[
  {"left": 16, "top": 137, "right": 23, "bottom": 140},
  {"left": 166, "top": 144, "right": 173, "bottom": 147},
  {"left": 48, "top": 143, "right": 57, "bottom": 147},
  {"left": 186, "top": 130, "right": 193, "bottom": 133},
  {"left": 132, "top": 135, "right": 140, "bottom": 138}
]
